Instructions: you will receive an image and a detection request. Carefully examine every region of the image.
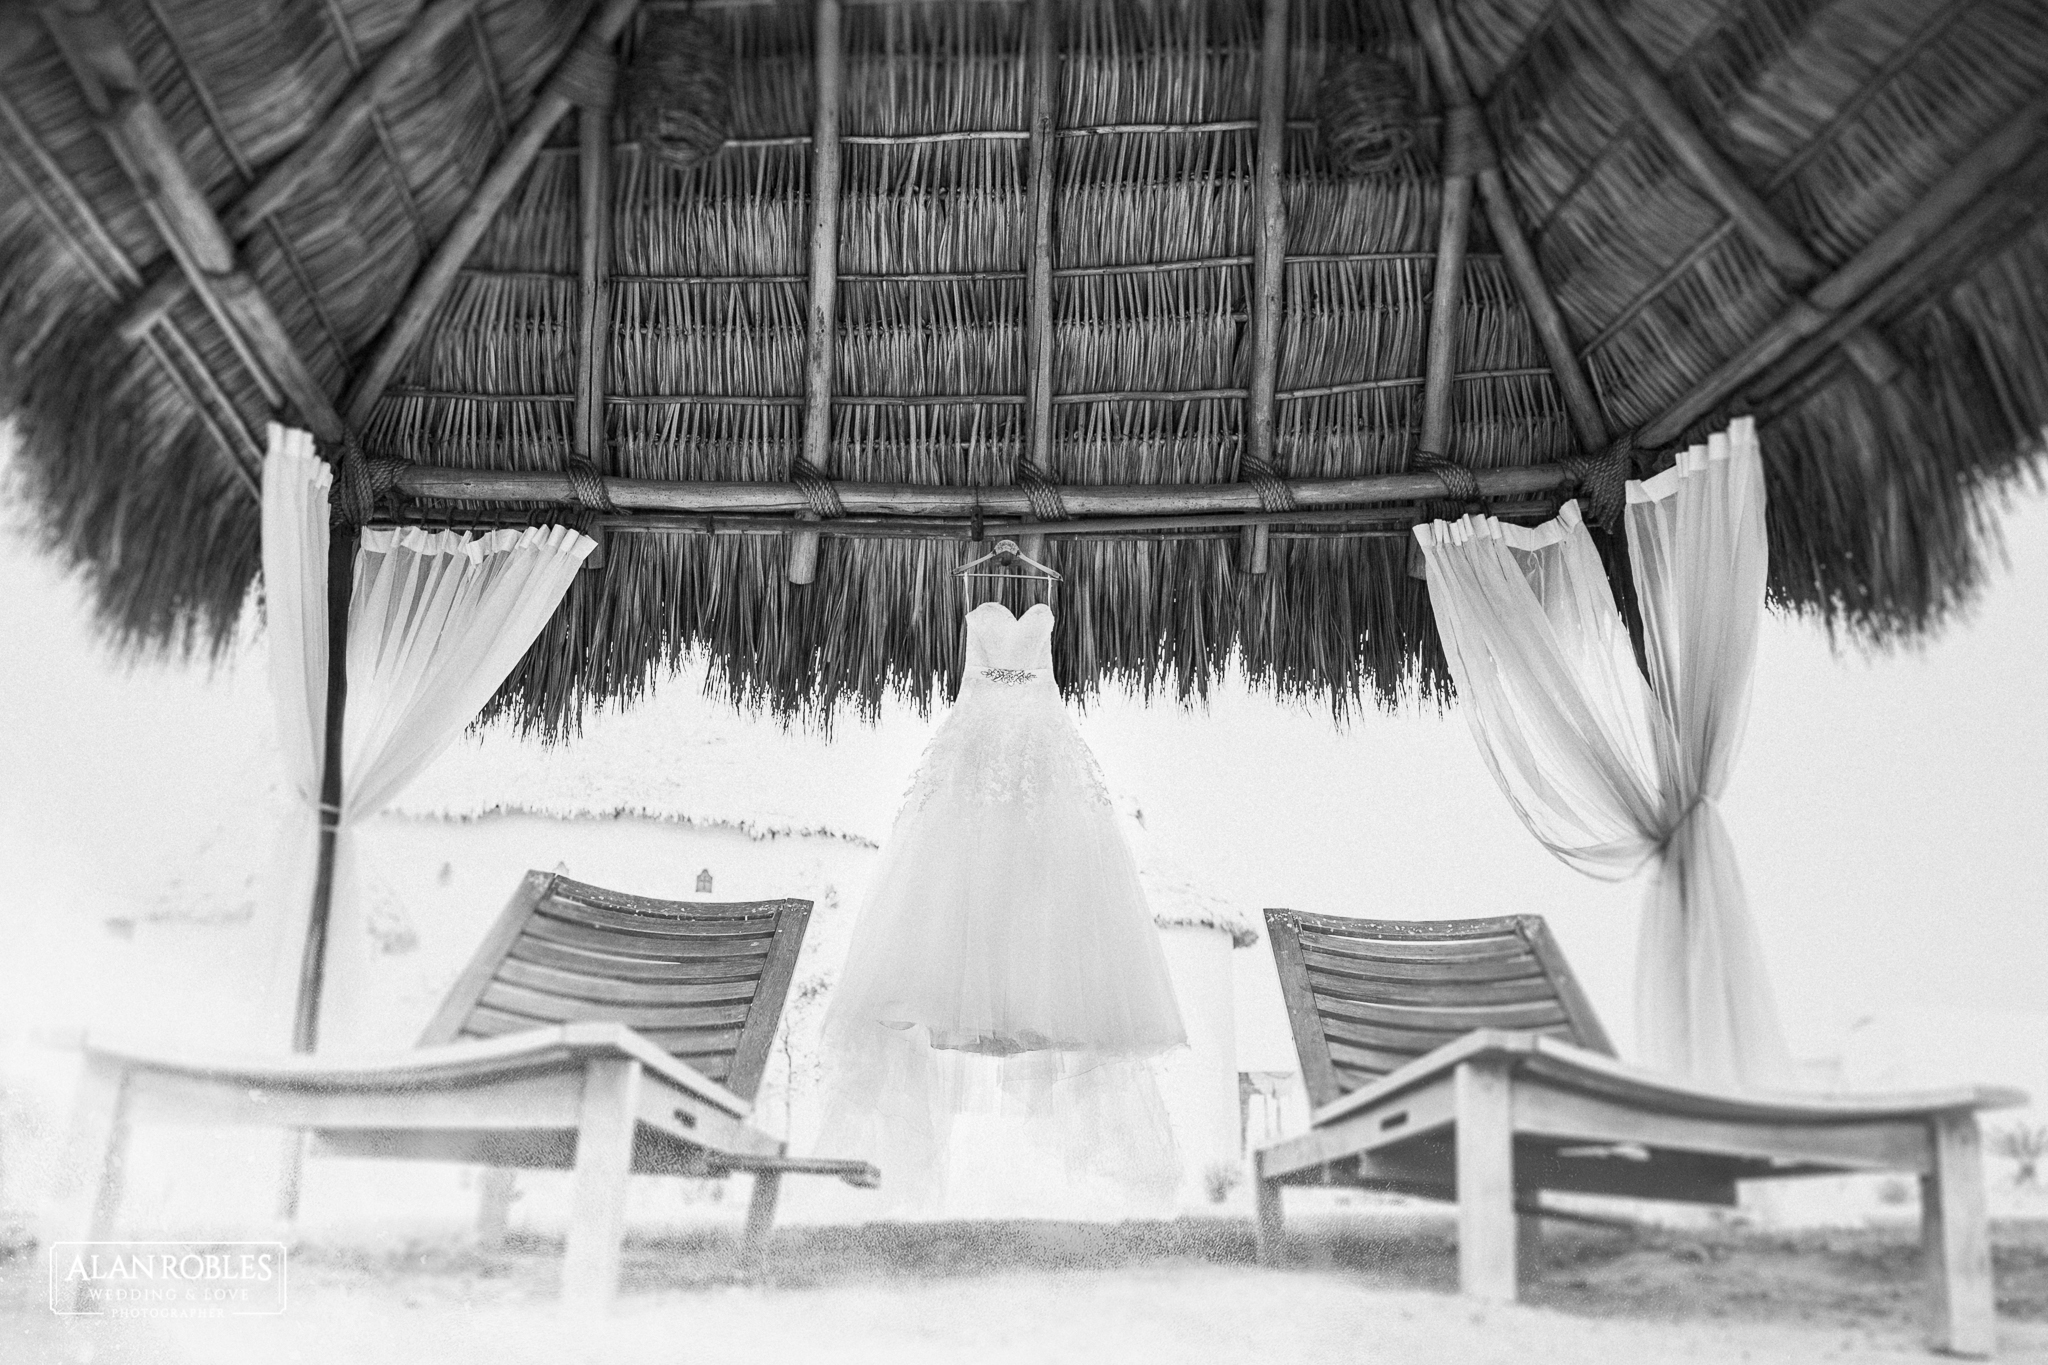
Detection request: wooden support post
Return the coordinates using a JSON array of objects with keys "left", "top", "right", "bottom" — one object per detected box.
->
[
  {"left": 41, "top": 1, "right": 346, "bottom": 442},
  {"left": 1018, "top": 0, "right": 1058, "bottom": 574},
  {"left": 1921, "top": 1112, "right": 1995, "bottom": 1358},
  {"left": 575, "top": 95, "right": 614, "bottom": 470},
  {"left": 792, "top": 0, "right": 844, "bottom": 586},
  {"left": 475, "top": 1168, "right": 518, "bottom": 1246},
  {"left": 1240, "top": 0, "right": 1290, "bottom": 575},
  {"left": 1455, "top": 1059, "right": 1517, "bottom": 1304},
  {"left": 45, "top": 1055, "right": 130, "bottom": 1313},
  {"left": 1410, "top": 0, "right": 1609, "bottom": 454},
  {"left": 1417, "top": 109, "right": 1476, "bottom": 464},
  {"left": 293, "top": 524, "right": 358, "bottom": 1056},
  {"left": 1642, "top": 90, "right": 2048, "bottom": 447},
  {"left": 344, "top": 0, "right": 643, "bottom": 430},
  {"left": 563, "top": 1058, "right": 642, "bottom": 1309},
  {"left": 741, "top": 1169, "right": 783, "bottom": 1268}
]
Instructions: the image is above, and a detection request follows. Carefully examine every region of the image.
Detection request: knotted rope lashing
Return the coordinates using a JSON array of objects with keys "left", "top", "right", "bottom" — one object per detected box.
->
[
  {"left": 1441, "top": 105, "right": 1498, "bottom": 178},
  {"left": 790, "top": 457, "right": 845, "bottom": 520},
  {"left": 555, "top": 30, "right": 619, "bottom": 111},
  {"left": 623, "top": 11, "right": 731, "bottom": 170},
  {"left": 1560, "top": 440, "right": 1635, "bottom": 531},
  {"left": 1317, "top": 52, "right": 1418, "bottom": 176},
  {"left": 326, "top": 439, "right": 408, "bottom": 526},
  {"left": 1240, "top": 454, "right": 1299, "bottom": 513},
  {"left": 1014, "top": 459, "right": 1070, "bottom": 523}
]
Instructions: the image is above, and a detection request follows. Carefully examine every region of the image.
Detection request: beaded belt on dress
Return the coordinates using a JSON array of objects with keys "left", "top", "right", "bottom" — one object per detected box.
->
[{"left": 979, "top": 667, "right": 1044, "bottom": 685}]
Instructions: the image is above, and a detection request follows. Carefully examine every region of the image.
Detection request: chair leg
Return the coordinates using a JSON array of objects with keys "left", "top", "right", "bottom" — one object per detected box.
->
[
  {"left": 1922, "top": 1112, "right": 1995, "bottom": 1358},
  {"left": 1516, "top": 1211, "right": 1543, "bottom": 1282},
  {"left": 1454, "top": 1060, "right": 1517, "bottom": 1304},
  {"left": 741, "top": 1169, "right": 782, "bottom": 1268},
  {"left": 1254, "top": 1175, "right": 1286, "bottom": 1265},
  {"left": 47, "top": 1056, "right": 131, "bottom": 1314},
  {"left": 562, "top": 1058, "right": 642, "bottom": 1311},
  {"left": 475, "top": 1168, "right": 518, "bottom": 1247}
]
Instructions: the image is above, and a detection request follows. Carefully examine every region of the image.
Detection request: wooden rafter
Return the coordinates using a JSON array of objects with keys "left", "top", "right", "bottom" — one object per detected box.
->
[
  {"left": 575, "top": 103, "right": 613, "bottom": 468},
  {"left": 1411, "top": 0, "right": 1609, "bottom": 454},
  {"left": 42, "top": 1, "right": 346, "bottom": 442},
  {"left": 1565, "top": 0, "right": 1915, "bottom": 449},
  {"left": 1239, "top": 0, "right": 1290, "bottom": 576},
  {"left": 1649, "top": 90, "right": 2048, "bottom": 446},
  {"left": 0, "top": 83, "right": 260, "bottom": 485},
  {"left": 1017, "top": 0, "right": 1058, "bottom": 572},
  {"left": 1416, "top": 109, "right": 1475, "bottom": 462},
  {"left": 789, "top": 0, "right": 844, "bottom": 587},
  {"left": 342, "top": 0, "right": 644, "bottom": 432}
]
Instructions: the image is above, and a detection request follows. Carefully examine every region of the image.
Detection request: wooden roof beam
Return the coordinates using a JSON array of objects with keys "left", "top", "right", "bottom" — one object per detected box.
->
[
  {"left": 1015, "top": 0, "right": 1059, "bottom": 575},
  {"left": 42, "top": 1, "right": 345, "bottom": 442},
  {"left": 111, "top": 0, "right": 474, "bottom": 345},
  {"left": 390, "top": 463, "right": 1580, "bottom": 517},
  {"left": 789, "top": 0, "right": 844, "bottom": 586},
  {"left": 1565, "top": 0, "right": 1913, "bottom": 448},
  {"left": 1239, "top": 0, "right": 1290, "bottom": 575},
  {"left": 343, "top": 0, "right": 643, "bottom": 432},
  {"left": 1411, "top": 0, "right": 1609, "bottom": 454},
  {"left": 1646, "top": 90, "right": 2048, "bottom": 446}
]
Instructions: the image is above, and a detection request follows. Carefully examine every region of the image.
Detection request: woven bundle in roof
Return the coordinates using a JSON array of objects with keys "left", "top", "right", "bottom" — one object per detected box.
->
[
  {"left": 624, "top": 12, "right": 731, "bottom": 170},
  {"left": 1317, "top": 53, "right": 1417, "bottom": 176}
]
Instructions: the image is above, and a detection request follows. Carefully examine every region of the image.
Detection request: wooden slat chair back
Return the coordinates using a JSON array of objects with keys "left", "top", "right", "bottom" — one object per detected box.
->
[
  {"left": 1265, "top": 911, "right": 1613, "bottom": 1108},
  {"left": 417, "top": 871, "right": 809, "bottom": 1101}
]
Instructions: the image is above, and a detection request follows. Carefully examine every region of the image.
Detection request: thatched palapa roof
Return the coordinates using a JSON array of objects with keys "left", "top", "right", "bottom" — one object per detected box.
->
[{"left": 4, "top": 0, "right": 2047, "bottom": 730}]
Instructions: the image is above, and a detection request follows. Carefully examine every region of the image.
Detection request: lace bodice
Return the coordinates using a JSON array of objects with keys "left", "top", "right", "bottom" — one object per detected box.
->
[{"left": 964, "top": 602, "right": 1055, "bottom": 676}]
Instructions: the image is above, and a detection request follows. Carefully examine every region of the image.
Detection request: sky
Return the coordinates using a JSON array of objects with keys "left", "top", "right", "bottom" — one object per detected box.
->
[{"left": 2, "top": 430, "right": 2045, "bottom": 1072}]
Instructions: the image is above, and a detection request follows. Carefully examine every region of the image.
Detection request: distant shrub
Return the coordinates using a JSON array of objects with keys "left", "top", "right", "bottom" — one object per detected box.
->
[
  {"left": 1202, "top": 1162, "right": 1243, "bottom": 1204},
  {"left": 1992, "top": 1124, "right": 2047, "bottom": 1186}
]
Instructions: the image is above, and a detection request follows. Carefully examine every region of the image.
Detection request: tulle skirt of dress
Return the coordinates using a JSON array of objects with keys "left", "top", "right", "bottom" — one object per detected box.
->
[{"left": 815, "top": 671, "right": 1187, "bottom": 1216}]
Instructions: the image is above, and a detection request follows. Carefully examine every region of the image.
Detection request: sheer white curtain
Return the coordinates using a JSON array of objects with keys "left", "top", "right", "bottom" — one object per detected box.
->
[
  {"left": 261, "top": 424, "right": 595, "bottom": 1044},
  {"left": 1414, "top": 417, "right": 1792, "bottom": 1091}
]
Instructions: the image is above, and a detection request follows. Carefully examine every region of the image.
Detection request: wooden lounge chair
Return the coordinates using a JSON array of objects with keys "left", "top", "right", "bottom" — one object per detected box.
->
[
  {"left": 49, "top": 871, "right": 878, "bottom": 1308},
  {"left": 1254, "top": 911, "right": 2026, "bottom": 1358}
]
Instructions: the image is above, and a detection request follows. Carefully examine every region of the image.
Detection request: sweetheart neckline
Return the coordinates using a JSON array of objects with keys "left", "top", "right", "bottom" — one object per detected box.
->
[{"left": 969, "top": 601, "right": 1053, "bottom": 622}]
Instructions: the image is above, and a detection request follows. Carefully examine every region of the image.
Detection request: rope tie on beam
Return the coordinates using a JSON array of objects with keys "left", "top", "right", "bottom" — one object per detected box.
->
[
  {"left": 1559, "top": 440, "right": 1634, "bottom": 531},
  {"left": 790, "top": 457, "right": 846, "bottom": 519},
  {"left": 554, "top": 32, "right": 618, "bottom": 110},
  {"left": 1014, "top": 459, "right": 1071, "bottom": 522},
  {"left": 564, "top": 457, "right": 617, "bottom": 514},
  {"left": 326, "top": 438, "right": 407, "bottom": 526},
  {"left": 1441, "top": 105, "right": 1497, "bottom": 177},
  {"left": 1240, "top": 454, "right": 1300, "bottom": 513}
]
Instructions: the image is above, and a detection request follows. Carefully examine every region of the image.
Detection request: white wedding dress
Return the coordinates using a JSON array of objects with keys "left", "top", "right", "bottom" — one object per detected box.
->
[{"left": 816, "top": 601, "right": 1188, "bottom": 1215}]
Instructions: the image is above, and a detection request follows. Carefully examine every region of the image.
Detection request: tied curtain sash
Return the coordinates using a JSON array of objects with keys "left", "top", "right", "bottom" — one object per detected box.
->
[
  {"left": 1415, "top": 417, "right": 1793, "bottom": 1091},
  {"left": 260, "top": 423, "right": 594, "bottom": 1043}
]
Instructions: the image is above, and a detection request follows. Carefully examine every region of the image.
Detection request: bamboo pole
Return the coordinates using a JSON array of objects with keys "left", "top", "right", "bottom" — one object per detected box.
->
[
  {"left": 392, "top": 462, "right": 1580, "bottom": 514},
  {"left": 791, "top": 0, "right": 845, "bottom": 586},
  {"left": 343, "top": 0, "right": 643, "bottom": 430},
  {"left": 1641, "top": 89, "right": 2048, "bottom": 447},
  {"left": 1410, "top": 0, "right": 1609, "bottom": 454},
  {"left": 1018, "top": 0, "right": 1058, "bottom": 573},
  {"left": 294, "top": 524, "right": 358, "bottom": 1054},
  {"left": 42, "top": 1, "right": 345, "bottom": 441},
  {"left": 1240, "top": 0, "right": 1291, "bottom": 575},
  {"left": 1417, "top": 168, "right": 1474, "bottom": 462},
  {"left": 575, "top": 104, "right": 612, "bottom": 466}
]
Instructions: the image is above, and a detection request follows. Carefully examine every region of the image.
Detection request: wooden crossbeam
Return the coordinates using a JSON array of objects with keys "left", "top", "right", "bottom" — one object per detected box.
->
[
  {"left": 1654, "top": 91, "right": 2048, "bottom": 444},
  {"left": 1236, "top": 0, "right": 1291, "bottom": 576},
  {"left": 388, "top": 463, "right": 1580, "bottom": 516},
  {"left": 790, "top": 0, "right": 844, "bottom": 586},
  {"left": 1017, "top": 0, "right": 1058, "bottom": 572},
  {"left": 343, "top": 0, "right": 643, "bottom": 432},
  {"left": 43, "top": 1, "right": 345, "bottom": 442},
  {"left": 1564, "top": 0, "right": 1918, "bottom": 449},
  {"left": 1410, "top": 0, "right": 1609, "bottom": 454}
]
